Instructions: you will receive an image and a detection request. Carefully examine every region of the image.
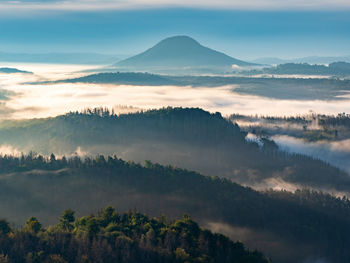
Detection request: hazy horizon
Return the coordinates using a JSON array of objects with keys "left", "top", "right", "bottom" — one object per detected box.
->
[{"left": 1, "top": 9, "right": 350, "bottom": 60}]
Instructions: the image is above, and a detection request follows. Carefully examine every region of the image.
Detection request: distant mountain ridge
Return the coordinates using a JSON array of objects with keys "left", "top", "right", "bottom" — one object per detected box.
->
[
  {"left": 116, "top": 36, "right": 256, "bottom": 73},
  {"left": 59, "top": 72, "right": 177, "bottom": 86},
  {"left": 244, "top": 62, "right": 350, "bottom": 76},
  {"left": 252, "top": 56, "right": 350, "bottom": 65},
  {"left": 0, "top": 67, "right": 32, "bottom": 74},
  {"left": 56, "top": 72, "right": 350, "bottom": 100}
]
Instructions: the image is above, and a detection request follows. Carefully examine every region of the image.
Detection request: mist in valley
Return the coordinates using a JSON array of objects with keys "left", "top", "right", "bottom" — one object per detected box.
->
[
  {"left": 0, "top": 62, "right": 348, "bottom": 261},
  {"left": 272, "top": 135, "right": 350, "bottom": 173},
  {"left": 1, "top": 3, "right": 350, "bottom": 262},
  {"left": 1, "top": 63, "right": 350, "bottom": 120},
  {"left": 1, "top": 64, "right": 350, "bottom": 196}
]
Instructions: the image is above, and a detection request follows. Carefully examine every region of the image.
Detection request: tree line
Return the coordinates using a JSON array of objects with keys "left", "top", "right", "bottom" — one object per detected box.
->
[
  {"left": 0, "top": 207, "right": 269, "bottom": 263},
  {"left": 0, "top": 154, "right": 350, "bottom": 262}
]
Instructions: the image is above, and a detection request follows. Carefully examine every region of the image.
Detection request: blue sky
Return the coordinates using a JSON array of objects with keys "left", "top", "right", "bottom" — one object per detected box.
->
[{"left": 0, "top": 1, "right": 349, "bottom": 59}]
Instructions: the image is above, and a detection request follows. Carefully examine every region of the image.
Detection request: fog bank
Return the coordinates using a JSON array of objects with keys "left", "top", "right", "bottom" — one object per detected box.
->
[
  {"left": 1, "top": 63, "right": 350, "bottom": 119},
  {"left": 272, "top": 135, "right": 350, "bottom": 174}
]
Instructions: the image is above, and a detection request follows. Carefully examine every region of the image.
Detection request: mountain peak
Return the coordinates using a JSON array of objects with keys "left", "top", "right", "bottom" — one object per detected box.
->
[
  {"left": 116, "top": 36, "right": 256, "bottom": 72},
  {"left": 157, "top": 35, "right": 201, "bottom": 46}
]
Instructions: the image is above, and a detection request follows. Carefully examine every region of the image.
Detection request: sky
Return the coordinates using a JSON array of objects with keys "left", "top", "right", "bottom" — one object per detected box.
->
[
  {"left": 2, "top": 0, "right": 350, "bottom": 11},
  {"left": 0, "top": 0, "right": 349, "bottom": 60}
]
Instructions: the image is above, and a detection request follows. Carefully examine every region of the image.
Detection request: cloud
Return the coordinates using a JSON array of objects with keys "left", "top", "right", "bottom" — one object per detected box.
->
[
  {"left": 0, "top": 0, "right": 349, "bottom": 12},
  {"left": 272, "top": 135, "right": 350, "bottom": 174},
  {"left": 0, "top": 144, "right": 22, "bottom": 156},
  {"left": 0, "top": 102, "right": 15, "bottom": 118}
]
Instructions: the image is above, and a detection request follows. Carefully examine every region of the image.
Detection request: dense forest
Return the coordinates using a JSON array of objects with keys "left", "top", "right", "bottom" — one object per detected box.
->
[
  {"left": 0, "top": 107, "right": 349, "bottom": 194},
  {"left": 0, "top": 207, "right": 269, "bottom": 263},
  {"left": 0, "top": 154, "right": 350, "bottom": 262}
]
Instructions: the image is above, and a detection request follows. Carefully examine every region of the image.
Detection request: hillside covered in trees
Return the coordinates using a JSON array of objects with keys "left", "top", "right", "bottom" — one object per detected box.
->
[
  {"left": 0, "top": 154, "right": 349, "bottom": 262},
  {"left": 0, "top": 207, "right": 269, "bottom": 263},
  {"left": 0, "top": 107, "right": 349, "bottom": 194}
]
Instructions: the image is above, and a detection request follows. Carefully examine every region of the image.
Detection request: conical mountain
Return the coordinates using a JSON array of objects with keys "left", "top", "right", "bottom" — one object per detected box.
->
[{"left": 116, "top": 36, "right": 255, "bottom": 71}]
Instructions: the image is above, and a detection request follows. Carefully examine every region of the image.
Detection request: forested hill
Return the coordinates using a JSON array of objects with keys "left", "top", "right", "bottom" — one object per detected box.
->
[
  {"left": 0, "top": 107, "right": 349, "bottom": 194},
  {"left": 0, "top": 208, "right": 269, "bottom": 263},
  {"left": 60, "top": 72, "right": 178, "bottom": 86},
  {"left": 0, "top": 155, "right": 349, "bottom": 262}
]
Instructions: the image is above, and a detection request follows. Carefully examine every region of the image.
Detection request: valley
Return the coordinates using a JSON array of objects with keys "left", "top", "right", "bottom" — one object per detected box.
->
[{"left": 0, "top": 17, "right": 349, "bottom": 261}]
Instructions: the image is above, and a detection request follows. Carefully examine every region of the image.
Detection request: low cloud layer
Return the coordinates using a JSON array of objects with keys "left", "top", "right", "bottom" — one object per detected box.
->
[
  {"left": 1, "top": 63, "right": 350, "bottom": 120},
  {"left": 272, "top": 135, "right": 350, "bottom": 174}
]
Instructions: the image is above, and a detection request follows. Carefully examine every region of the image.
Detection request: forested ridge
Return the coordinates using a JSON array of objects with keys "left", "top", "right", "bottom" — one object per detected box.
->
[
  {"left": 0, "top": 154, "right": 350, "bottom": 262},
  {"left": 53, "top": 72, "right": 350, "bottom": 100},
  {"left": 0, "top": 207, "right": 269, "bottom": 263},
  {"left": 0, "top": 107, "right": 349, "bottom": 193},
  {"left": 58, "top": 72, "right": 350, "bottom": 88}
]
